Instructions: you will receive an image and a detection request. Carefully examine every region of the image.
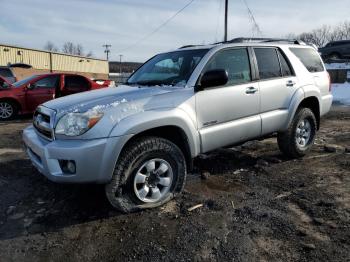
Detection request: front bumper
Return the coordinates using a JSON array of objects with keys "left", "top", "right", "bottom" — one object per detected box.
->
[{"left": 23, "top": 125, "right": 131, "bottom": 183}]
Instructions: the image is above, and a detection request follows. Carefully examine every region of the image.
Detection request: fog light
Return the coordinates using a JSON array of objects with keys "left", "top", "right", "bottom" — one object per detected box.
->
[{"left": 59, "top": 160, "right": 76, "bottom": 174}]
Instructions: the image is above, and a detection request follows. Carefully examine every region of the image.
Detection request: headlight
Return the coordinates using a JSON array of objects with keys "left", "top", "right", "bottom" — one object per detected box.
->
[{"left": 55, "top": 111, "right": 103, "bottom": 136}]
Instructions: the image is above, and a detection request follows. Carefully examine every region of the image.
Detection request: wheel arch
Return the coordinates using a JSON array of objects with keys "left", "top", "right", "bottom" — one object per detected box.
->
[{"left": 0, "top": 97, "right": 22, "bottom": 113}]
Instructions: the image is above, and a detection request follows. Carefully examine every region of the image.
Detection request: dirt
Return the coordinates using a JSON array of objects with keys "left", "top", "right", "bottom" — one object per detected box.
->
[{"left": 0, "top": 107, "right": 349, "bottom": 262}]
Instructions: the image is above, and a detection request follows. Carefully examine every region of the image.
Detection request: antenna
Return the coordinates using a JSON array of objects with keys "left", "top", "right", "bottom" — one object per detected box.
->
[
  {"left": 102, "top": 44, "right": 111, "bottom": 60},
  {"left": 224, "top": 0, "right": 228, "bottom": 42}
]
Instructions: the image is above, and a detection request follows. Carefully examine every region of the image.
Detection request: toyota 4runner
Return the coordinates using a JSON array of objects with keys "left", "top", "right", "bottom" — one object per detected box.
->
[{"left": 23, "top": 38, "right": 333, "bottom": 213}]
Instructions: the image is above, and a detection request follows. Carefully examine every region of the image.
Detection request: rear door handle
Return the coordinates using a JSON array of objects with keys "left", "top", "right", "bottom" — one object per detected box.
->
[
  {"left": 246, "top": 86, "right": 258, "bottom": 94},
  {"left": 286, "top": 80, "right": 296, "bottom": 87}
]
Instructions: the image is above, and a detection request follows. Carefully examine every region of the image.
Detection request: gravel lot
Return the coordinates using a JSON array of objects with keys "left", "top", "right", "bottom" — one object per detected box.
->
[{"left": 0, "top": 106, "right": 349, "bottom": 262}]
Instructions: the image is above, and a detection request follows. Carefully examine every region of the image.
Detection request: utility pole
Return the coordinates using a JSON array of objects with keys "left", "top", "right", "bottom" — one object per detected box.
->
[
  {"left": 224, "top": 0, "right": 228, "bottom": 42},
  {"left": 102, "top": 44, "right": 111, "bottom": 60},
  {"left": 119, "top": 54, "right": 123, "bottom": 75}
]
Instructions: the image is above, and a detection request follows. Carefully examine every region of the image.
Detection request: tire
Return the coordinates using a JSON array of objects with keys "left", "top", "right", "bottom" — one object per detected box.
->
[
  {"left": 105, "top": 136, "right": 187, "bottom": 213},
  {"left": 329, "top": 52, "right": 341, "bottom": 60},
  {"left": 277, "top": 108, "right": 317, "bottom": 158},
  {"left": 0, "top": 100, "right": 18, "bottom": 120}
]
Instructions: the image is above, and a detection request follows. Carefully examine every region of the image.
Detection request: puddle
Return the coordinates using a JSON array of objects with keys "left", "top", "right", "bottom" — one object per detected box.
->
[{"left": 185, "top": 175, "right": 246, "bottom": 197}]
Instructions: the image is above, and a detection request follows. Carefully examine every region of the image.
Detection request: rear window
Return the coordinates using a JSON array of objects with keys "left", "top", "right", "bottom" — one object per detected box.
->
[
  {"left": 0, "top": 68, "right": 13, "bottom": 78},
  {"left": 290, "top": 48, "right": 324, "bottom": 73}
]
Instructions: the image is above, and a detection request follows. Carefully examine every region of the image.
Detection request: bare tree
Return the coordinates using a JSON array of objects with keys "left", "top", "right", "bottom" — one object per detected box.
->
[
  {"left": 289, "top": 21, "right": 350, "bottom": 47},
  {"left": 44, "top": 41, "right": 59, "bottom": 52},
  {"left": 61, "top": 42, "right": 93, "bottom": 57}
]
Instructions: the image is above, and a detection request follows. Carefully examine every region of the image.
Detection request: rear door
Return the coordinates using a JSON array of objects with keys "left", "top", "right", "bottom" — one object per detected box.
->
[
  {"left": 61, "top": 75, "right": 91, "bottom": 96},
  {"left": 196, "top": 47, "right": 261, "bottom": 152},
  {"left": 25, "top": 75, "right": 59, "bottom": 111},
  {"left": 253, "top": 47, "right": 299, "bottom": 135}
]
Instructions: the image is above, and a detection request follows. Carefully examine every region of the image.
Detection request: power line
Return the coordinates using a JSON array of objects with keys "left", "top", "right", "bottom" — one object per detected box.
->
[
  {"left": 102, "top": 44, "right": 111, "bottom": 60},
  {"left": 242, "top": 0, "right": 262, "bottom": 37},
  {"left": 117, "top": 0, "right": 196, "bottom": 54}
]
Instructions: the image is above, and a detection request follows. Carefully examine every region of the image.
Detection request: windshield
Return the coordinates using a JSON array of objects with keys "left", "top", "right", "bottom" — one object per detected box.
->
[
  {"left": 13, "top": 75, "right": 38, "bottom": 88},
  {"left": 127, "top": 49, "right": 209, "bottom": 87}
]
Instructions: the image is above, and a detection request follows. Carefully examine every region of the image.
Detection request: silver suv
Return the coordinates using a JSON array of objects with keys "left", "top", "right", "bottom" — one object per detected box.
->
[{"left": 23, "top": 38, "right": 333, "bottom": 212}]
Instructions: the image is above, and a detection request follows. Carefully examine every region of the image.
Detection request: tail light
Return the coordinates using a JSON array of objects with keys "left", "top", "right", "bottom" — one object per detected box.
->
[{"left": 327, "top": 72, "right": 332, "bottom": 92}]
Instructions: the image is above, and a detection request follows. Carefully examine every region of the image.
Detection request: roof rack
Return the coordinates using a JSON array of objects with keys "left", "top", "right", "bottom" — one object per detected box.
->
[{"left": 223, "top": 37, "right": 306, "bottom": 45}]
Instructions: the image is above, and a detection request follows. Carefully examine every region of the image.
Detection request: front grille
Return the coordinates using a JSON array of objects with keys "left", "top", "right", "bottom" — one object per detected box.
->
[{"left": 33, "top": 107, "right": 55, "bottom": 141}]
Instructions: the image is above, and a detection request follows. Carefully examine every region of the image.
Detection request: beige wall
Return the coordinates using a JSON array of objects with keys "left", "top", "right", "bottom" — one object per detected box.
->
[
  {"left": 0, "top": 44, "right": 108, "bottom": 80},
  {"left": 11, "top": 68, "right": 108, "bottom": 81}
]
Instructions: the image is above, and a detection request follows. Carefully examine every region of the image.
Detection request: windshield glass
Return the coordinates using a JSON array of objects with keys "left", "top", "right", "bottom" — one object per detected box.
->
[
  {"left": 13, "top": 75, "right": 38, "bottom": 88},
  {"left": 127, "top": 49, "right": 209, "bottom": 87}
]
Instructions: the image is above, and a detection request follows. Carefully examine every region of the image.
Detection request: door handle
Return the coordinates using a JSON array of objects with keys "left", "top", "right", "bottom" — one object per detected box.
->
[
  {"left": 286, "top": 80, "right": 296, "bottom": 87},
  {"left": 246, "top": 86, "right": 258, "bottom": 94}
]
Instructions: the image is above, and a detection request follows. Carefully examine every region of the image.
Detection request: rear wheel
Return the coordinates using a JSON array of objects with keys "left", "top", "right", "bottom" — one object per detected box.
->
[
  {"left": 0, "top": 101, "right": 17, "bottom": 120},
  {"left": 105, "top": 136, "right": 186, "bottom": 213},
  {"left": 277, "top": 108, "right": 317, "bottom": 158},
  {"left": 329, "top": 52, "right": 341, "bottom": 60}
]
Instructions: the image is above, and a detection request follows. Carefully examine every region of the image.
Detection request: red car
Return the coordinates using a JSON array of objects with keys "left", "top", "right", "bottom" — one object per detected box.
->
[{"left": 0, "top": 73, "right": 110, "bottom": 120}]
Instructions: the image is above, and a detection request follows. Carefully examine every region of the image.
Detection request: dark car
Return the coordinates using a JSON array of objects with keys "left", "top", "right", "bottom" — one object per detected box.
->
[
  {"left": 0, "top": 66, "right": 17, "bottom": 84},
  {"left": 319, "top": 40, "right": 350, "bottom": 60}
]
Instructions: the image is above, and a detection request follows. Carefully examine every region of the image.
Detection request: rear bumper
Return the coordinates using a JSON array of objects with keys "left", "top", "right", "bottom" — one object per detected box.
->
[
  {"left": 320, "top": 94, "right": 333, "bottom": 116},
  {"left": 23, "top": 125, "right": 132, "bottom": 183}
]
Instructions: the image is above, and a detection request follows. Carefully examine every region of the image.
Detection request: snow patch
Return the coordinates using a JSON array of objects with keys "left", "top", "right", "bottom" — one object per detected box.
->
[
  {"left": 325, "top": 63, "right": 350, "bottom": 70},
  {"left": 332, "top": 83, "right": 350, "bottom": 105}
]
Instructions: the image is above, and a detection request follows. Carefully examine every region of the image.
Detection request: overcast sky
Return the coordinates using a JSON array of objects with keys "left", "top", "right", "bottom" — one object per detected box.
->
[{"left": 1, "top": 0, "right": 349, "bottom": 62}]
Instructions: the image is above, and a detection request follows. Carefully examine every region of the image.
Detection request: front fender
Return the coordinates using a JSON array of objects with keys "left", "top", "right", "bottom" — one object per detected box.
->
[{"left": 109, "top": 108, "right": 201, "bottom": 157}]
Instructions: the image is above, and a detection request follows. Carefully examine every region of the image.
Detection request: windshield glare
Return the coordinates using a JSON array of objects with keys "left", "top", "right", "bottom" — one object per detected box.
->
[
  {"left": 127, "top": 49, "right": 209, "bottom": 87},
  {"left": 13, "top": 75, "right": 38, "bottom": 88}
]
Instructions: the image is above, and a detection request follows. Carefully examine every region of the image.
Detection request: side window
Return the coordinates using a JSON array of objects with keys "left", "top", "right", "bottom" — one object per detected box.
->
[
  {"left": 254, "top": 48, "right": 281, "bottom": 80},
  {"left": 277, "top": 49, "right": 293, "bottom": 77},
  {"left": 204, "top": 48, "right": 251, "bottom": 86},
  {"left": 64, "top": 76, "right": 89, "bottom": 90},
  {"left": 290, "top": 48, "right": 324, "bottom": 73},
  {"left": 34, "top": 76, "right": 59, "bottom": 88}
]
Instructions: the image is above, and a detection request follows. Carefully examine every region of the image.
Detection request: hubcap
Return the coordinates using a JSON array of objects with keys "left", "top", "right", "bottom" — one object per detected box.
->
[
  {"left": 133, "top": 158, "right": 173, "bottom": 203},
  {"left": 295, "top": 118, "right": 312, "bottom": 149},
  {"left": 0, "top": 102, "right": 13, "bottom": 119}
]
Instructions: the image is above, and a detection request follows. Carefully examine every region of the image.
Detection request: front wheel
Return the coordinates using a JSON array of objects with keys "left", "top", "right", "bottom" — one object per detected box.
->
[
  {"left": 277, "top": 108, "right": 317, "bottom": 158},
  {"left": 105, "top": 136, "right": 186, "bottom": 213},
  {"left": 0, "top": 101, "right": 17, "bottom": 120}
]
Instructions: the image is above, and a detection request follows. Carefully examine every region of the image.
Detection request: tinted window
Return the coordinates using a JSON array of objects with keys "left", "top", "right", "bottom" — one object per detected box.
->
[
  {"left": 204, "top": 48, "right": 251, "bottom": 85},
  {"left": 65, "top": 75, "right": 89, "bottom": 90},
  {"left": 277, "top": 49, "right": 293, "bottom": 77},
  {"left": 0, "top": 68, "right": 13, "bottom": 78},
  {"left": 254, "top": 48, "right": 281, "bottom": 79},
  {"left": 34, "top": 76, "right": 59, "bottom": 88},
  {"left": 290, "top": 48, "right": 324, "bottom": 73}
]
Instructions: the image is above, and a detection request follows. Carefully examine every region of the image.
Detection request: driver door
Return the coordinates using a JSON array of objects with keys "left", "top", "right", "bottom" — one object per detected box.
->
[
  {"left": 25, "top": 75, "right": 59, "bottom": 112},
  {"left": 196, "top": 48, "right": 261, "bottom": 152}
]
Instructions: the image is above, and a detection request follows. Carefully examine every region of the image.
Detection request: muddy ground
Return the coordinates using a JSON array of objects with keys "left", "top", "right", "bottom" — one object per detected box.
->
[{"left": 0, "top": 106, "right": 349, "bottom": 262}]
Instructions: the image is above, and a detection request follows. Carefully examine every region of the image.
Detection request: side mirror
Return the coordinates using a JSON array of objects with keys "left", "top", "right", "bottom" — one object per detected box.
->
[
  {"left": 26, "top": 83, "right": 34, "bottom": 90},
  {"left": 197, "top": 69, "right": 228, "bottom": 90}
]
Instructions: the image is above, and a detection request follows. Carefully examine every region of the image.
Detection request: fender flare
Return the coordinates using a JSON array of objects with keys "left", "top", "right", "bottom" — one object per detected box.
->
[{"left": 109, "top": 108, "right": 201, "bottom": 158}]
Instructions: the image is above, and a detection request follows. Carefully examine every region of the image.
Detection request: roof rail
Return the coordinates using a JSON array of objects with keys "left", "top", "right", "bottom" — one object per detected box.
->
[
  {"left": 224, "top": 37, "right": 306, "bottom": 45},
  {"left": 178, "top": 45, "right": 201, "bottom": 49}
]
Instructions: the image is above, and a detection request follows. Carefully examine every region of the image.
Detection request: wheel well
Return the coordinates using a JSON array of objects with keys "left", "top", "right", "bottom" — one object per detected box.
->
[
  {"left": 298, "top": 97, "right": 320, "bottom": 129},
  {"left": 123, "top": 126, "right": 193, "bottom": 171},
  {"left": 0, "top": 98, "right": 21, "bottom": 112}
]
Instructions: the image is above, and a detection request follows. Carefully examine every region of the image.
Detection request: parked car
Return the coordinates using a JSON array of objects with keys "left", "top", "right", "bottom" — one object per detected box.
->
[
  {"left": 0, "top": 73, "right": 108, "bottom": 120},
  {"left": 319, "top": 40, "right": 350, "bottom": 60},
  {"left": 0, "top": 66, "right": 17, "bottom": 84},
  {"left": 0, "top": 76, "right": 11, "bottom": 89},
  {"left": 23, "top": 38, "right": 332, "bottom": 213}
]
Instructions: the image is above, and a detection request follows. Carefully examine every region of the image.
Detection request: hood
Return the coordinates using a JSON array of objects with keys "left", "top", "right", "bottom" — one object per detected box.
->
[{"left": 44, "top": 85, "right": 187, "bottom": 115}]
